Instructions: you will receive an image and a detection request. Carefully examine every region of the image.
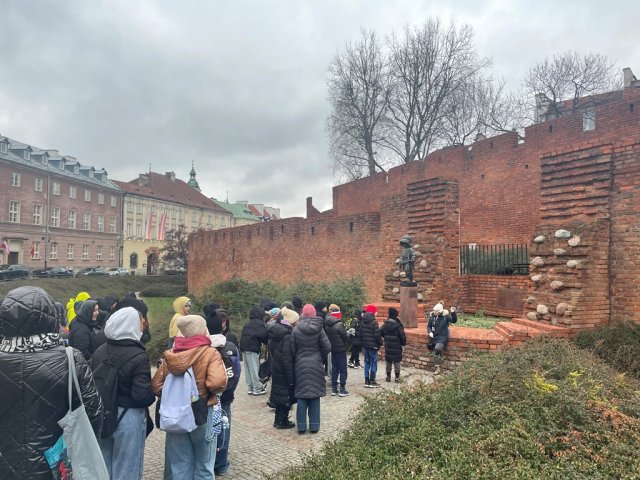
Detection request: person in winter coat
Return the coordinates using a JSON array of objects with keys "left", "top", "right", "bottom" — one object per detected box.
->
[
  {"left": 426, "top": 303, "right": 458, "bottom": 375},
  {"left": 380, "top": 307, "right": 407, "bottom": 383},
  {"left": 267, "top": 306, "right": 298, "bottom": 429},
  {"left": 66, "top": 290, "right": 91, "bottom": 325},
  {"left": 208, "top": 312, "right": 241, "bottom": 476},
  {"left": 240, "top": 305, "right": 268, "bottom": 395},
  {"left": 0, "top": 286, "right": 103, "bottom": 480},
  {"left": 69, "top": 299, "right": 102, "bottom": 360},
  {"left": 348, "top": 307, "right": 363, "bottom": 368},
  {"left": 360, "top": 304, "right": 383, "bottom": 388},
  {"left": 96, "top": 294, "right": 119, "bottom": 329},
  {"left": 324, "top": 304, "right": 350, "bottom": 397},
  {"left": 292, "top": 304, "right": 331, "bottom": 434},
  {"left": 92, "top": 307, "right": 155, "bottom": 480},
  {"left": 216, "top": 308, "right": 239, "bottom": 350},
  {"left": 168, "top": 296, "right": 192, "bottom": 346},
  {"left": 114, "top": 296, "right": 151, "bottom": 345},
  {"left": 152, "top": 315, "right": 227, "bottom": 480},
  {"left": 203, "top": 302, "right": 220, "bottom": 337}
]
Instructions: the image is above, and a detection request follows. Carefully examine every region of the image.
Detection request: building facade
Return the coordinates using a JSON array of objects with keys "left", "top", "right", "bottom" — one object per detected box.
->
[
  {"left": 114, "top": 171, "right": 232, "bottom": 275},
  {"left": 0, "top": 135, "right": 122, "bottom": 271}
]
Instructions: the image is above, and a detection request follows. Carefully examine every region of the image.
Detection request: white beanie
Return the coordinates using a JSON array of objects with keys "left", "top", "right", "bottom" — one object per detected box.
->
[
  {"left": 177, "top": 315, "right": 209, "bottom": 338},
  {"left": 432, "top": 303, "right": 444, "bottom": 314}
]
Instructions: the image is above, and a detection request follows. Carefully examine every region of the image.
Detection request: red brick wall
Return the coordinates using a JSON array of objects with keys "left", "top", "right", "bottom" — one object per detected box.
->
[{"left": 460, "top": 275, "right": 529, "bottom": 318}]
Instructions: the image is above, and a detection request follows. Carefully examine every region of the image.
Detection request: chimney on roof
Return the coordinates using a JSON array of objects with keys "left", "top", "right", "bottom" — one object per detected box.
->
[
  {"left": 534, "top": 93, "right": 553, "bottom": 123},
  {"left": 138, "top": 173, "right": 150, "bottom": 186},
  {"left": 165, "top": 171, "right": 176, "bottom": 181}
]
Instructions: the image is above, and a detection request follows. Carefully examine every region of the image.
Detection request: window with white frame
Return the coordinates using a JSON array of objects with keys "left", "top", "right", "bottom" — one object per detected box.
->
[
  {"left": 11, "top": 172, "right": 20, "bottom": 187},
  {"left": 34, "top": 177, "right": 43, "bottom": 192},
  {"left": 583, "top": 108, "right": 596, "bottom": 131},
  {"left": 98, "top": 193, "right": 104, "bottom": 205},
  {"left": 52, "top": 182, "right": 60, "bottom": 195},
  {"left": 24, "top": 150, "right": 30, "bottom": 161},
  {"left": 135, "top": 223, "right": 142, "bottom": 238},
  {"left": 110, "top": 217, "right": 116, "bottom": 233},
  {"left": 127, "top": 201, "right": 134, "bottom": 213},
  {"left": 89, "top": 170, "right": 94, "bottom": 179},
  {"left": 50, "top": 243, "right": 58, "bottom": 260},
  {"left": 84, "top": 189, "right": 91, "bottom": 202},
  {"left": 192, "top": 213, "right": 197, "bottom": 223},
  {"left": 67, "top": 244, "right": 74, "bottom": 260},
  {"left": 127, "top": 223, "right": 133, "bottom": 237},
  {"left": 69, "top": 186, "right": 76, "bottom": 199},
  {"left": 96, "top": 245, "right": 102, "bottom": 261},
  {"left": 83, "top": 213, "right": 91, "bottom": 231},
  {"left": 136, "top": 203, "right": 143, "bottom": 214},
  {"left": 0, "top": 143, "right": 6, "bottom": 154},
  {"left": 9, "top": 201, "right": 20, "bottom": 223},
  {"left": 59, "top": 160, "right": 65, "bottom": 170},
  {"left": 82, "top": 244, "right": 89, "bottom": 260},
  {"left": 111, "top": 195, "right": 117, "bottom": 207},
  {"left": 42, "top": 155, "right": 48, "bottom": 166},
  {"left": 50, "top": 207, "right": 60, "bottom": 227},
  {"left": 109, "top": 246, "right": 115, "bottom": 259},
  {"left": 33, "top": 204, "right": 43, "bottom": 225},
  {"left": 32, "top": 241, "right": 40, "bottom": 259},
  {"left": 97, "top": 215, "right": 104, "bottom": 232},
  {"left": 74, "top": 166, "right": 79, "bottom": 174},
  {"left": 68, "top": 210, "right": 76, "bottom": 229}
]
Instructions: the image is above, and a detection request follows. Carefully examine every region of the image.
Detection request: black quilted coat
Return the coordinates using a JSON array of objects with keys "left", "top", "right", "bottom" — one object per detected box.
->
[
  {"left": 360, "top": 312, "right": 383, "bottom": 350},
  {"left": 324, "top": 315, "right": 349, "bottom": 353},
  {"left": 380, "top": 318, "right": 407, "bottom": 362},
  {"left": 0, "top": 287, "right": 103, "bottom": 480},
  {"left": 240, "top": 306, "right": 268, "bottom": 353},
  {"left": 292, "top": 316, "right": 331, "bottom": 399},
  {"left": 68, "top": 299, "right": 101, "bottom": 360},
  {"left": 267, "top": 321, "right": 295, "bottom": 408}
]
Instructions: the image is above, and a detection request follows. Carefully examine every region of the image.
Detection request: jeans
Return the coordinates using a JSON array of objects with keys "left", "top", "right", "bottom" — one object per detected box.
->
[
  {"left": 214, "top": 402, "right": 232, "bottom": 474},
  {"left": 364, "top": 348, "right": 378, "bottom": 381},
  {"left": 99, "top": 407, "right": 146, "bottom": 480},
  {"left": 331, "top": 352, "right": 348, "bottom": 387},
  {"left": 165, "top": 424, "right": 215, "bottom": 480},
  {"left": 243, "top": 351, "right": 262, "bottom": 394},
  {"left": 296, "top": 397, "right": 320, "bottom": 432}
]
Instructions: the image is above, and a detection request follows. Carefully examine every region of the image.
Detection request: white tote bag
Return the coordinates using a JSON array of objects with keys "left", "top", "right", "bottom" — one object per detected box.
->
[
  {"left": 57, "top": 346, "right": 109, "bottom": 480},
  {"left": 159, "top": 367, "right": 199, "bottom": 433}
]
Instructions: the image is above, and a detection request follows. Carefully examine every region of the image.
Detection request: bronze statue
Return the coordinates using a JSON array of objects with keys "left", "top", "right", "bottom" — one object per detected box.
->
[{"left": 397, "top": 235, "right": 417, "bottom": 283}]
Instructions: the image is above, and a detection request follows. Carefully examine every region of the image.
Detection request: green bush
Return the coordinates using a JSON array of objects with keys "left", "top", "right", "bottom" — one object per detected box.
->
[
  {"left": 198, "top": 277, "right": 366, "bottom": 339},
  {"left": 575, "top": 321, "right": 640, "bottom": 379},
  {"left": 277, "top": 338, "right": 640, "bottom": 479}
]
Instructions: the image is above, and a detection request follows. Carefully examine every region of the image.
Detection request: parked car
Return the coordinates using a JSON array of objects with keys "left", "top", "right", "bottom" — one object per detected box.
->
[
  {"left": 107, "top": 267, "right": 130, "bottom": 277},
  {"left": 33, "top": 267, "right": 74, "bottom": 278},
  {"left": 75, "top": 266, "right": 109, "bottom": 277},
  {"left": 0, "top": 264, "right": 30, "bottom": 281}
]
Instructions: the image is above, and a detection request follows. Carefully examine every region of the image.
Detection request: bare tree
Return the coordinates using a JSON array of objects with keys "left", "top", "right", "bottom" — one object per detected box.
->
[
  {"left": 525, "top": 50, "right": 619, "bottom": 117},
  {"left": 160, "top": 224, "right": 189, "bottom": 273},
  {"left": 385, "top": 20, "right": 490, "bottom": 162},
  {"left": 327, "top": 29, "right": 392, "bottom": 180}
]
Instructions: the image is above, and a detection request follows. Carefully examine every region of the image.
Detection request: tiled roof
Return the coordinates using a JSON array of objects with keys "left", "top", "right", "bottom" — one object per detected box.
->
[
  {"left": 248, "top": 204, "right": 262, "bottom": 217},
  {"left": 0, "top": 135, "right": 121, "bottom": 191},
  {"left": 114, "top": 172, "right": 230, "bottom": 214},
  {"left": 214, "top": 200, "right": 260, "bottom": 221}
]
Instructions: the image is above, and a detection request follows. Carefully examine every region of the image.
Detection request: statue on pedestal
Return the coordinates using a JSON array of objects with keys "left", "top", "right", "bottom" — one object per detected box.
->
[{"left": 397, "top": 235, "right": 417, "bottom": 285}]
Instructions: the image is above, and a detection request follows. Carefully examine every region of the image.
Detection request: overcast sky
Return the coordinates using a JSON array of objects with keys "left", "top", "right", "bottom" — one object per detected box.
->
[{"left": 0, "top": 0, "right": 637, "bottom": 217}]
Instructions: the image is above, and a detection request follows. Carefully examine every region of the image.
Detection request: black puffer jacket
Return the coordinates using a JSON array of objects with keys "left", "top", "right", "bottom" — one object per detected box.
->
[
  {"left": 0, "top": 287, "right": 103, "bottom": 480},
  {"left": 267, "top": 321, "right": 295, "bottom": 408},
  {"left": 292, "top": 316, "right": 331, "bottom": 399},
  {"left": 380, "top": 318, "right": 407, "bottom": 362},
  {"left": 240, "top": 306, "right": 268, "bottom": 353},
  {"left": 324, "top": 315, "right": 348, "bottom": 353},
  {"left": 427, "top": 311, "right": 458, "bottom": 346},
  {"left": 91, "top": 339, "right": 155, "bottom": 409},
  {"left": 360, "top": 312, "right": 383, "bottom": 350},
  {"left": 349, "top": 311, "right": 363, "bottom": 347},
  {"left": 68, "top": 299, "right": 101, "bottom": 359}
]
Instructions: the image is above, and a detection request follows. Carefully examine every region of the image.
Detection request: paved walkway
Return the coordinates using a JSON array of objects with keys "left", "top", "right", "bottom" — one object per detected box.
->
[{"left": 143, "top": 365, "right": 433, "bottom": 479}]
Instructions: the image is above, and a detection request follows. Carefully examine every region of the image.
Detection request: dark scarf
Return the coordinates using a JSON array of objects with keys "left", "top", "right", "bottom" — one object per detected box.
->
[{"left": 0, "top": 333, "right": 63, "bottom": 353}]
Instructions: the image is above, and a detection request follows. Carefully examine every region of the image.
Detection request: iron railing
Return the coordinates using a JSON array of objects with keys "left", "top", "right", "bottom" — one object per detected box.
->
[{"left": 460, "top": 244, "right": 529, "bottom": 275}]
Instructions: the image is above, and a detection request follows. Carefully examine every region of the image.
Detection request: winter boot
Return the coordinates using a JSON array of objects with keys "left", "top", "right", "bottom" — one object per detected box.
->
[
  {"left": 386, "top": 372, "right": 391, "bottom": 383},
  {"left": 339, "top": 386, "right": 350, "bottom": 397},
  {"left": 395, "top": 373, "right": 401, "bottom": 383}
]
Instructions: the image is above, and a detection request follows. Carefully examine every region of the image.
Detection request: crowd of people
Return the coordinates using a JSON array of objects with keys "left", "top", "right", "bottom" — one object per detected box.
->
[{"left": 0, "top": 282, "right": 458, "bottom": 480}]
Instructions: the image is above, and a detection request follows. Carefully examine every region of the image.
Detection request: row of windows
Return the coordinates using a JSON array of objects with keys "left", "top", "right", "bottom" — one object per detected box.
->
[
  {"left": 31, "top": 242, "right": 115, "bottom": 261},
  {"left": 8, "top": 201, "right": 117, "bottom": 232},
  {"left": 9, "top": 173, "right": 118, "bottom": 207}
]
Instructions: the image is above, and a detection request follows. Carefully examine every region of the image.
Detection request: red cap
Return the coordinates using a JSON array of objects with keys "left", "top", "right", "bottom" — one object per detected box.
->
[{"left": 364, "top": 304, "right": 377, "bottom": 315}]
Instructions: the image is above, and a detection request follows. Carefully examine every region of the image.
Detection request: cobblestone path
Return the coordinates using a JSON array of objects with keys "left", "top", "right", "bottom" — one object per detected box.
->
[{"left": 143, "top": 365, "right": 432, "bottom": 479}]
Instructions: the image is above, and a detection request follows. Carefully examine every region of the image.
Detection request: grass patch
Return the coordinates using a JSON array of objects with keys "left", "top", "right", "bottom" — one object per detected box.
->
[
  {"left": 456, "top": 311, "right": 503, "bottom": 329},
  {"left": 143, "top": 297, "right": 175, "bottom": 364},
  {"left": 276, "top": 338, "right": 640, "bottom": 479}
]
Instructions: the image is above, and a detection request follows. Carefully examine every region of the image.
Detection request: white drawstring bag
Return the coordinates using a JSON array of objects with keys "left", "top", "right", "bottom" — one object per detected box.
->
[{"left": 159, "top": 367, "right": 199, "bottom": 433}]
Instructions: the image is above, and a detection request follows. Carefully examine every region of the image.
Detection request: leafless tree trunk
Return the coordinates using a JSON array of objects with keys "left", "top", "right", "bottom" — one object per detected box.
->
[
  {"left": 385, "top": 20, "right": 490, "bottom": 163},
  {"left": 327, "top": 29, "right": 392, "bottom": 181},
  {"left": 525, "top": 50, "right": 619, "bottom": 117}
]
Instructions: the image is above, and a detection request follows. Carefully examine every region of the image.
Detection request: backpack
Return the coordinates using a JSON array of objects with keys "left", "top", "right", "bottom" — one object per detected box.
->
[
  {"left": 215, "top": 344, "right": 235, "bottom": 388},
  {"left": 159, "top": 367, "right": 200, "bottom": 433},
  {"left": 92, "top": 345, "right": 135, "bottom": 438}
]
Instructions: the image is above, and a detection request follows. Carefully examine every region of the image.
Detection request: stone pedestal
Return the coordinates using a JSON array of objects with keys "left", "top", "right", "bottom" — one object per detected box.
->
[{"left": 400, "top": 284, "right": 418, "bottom": 328}]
